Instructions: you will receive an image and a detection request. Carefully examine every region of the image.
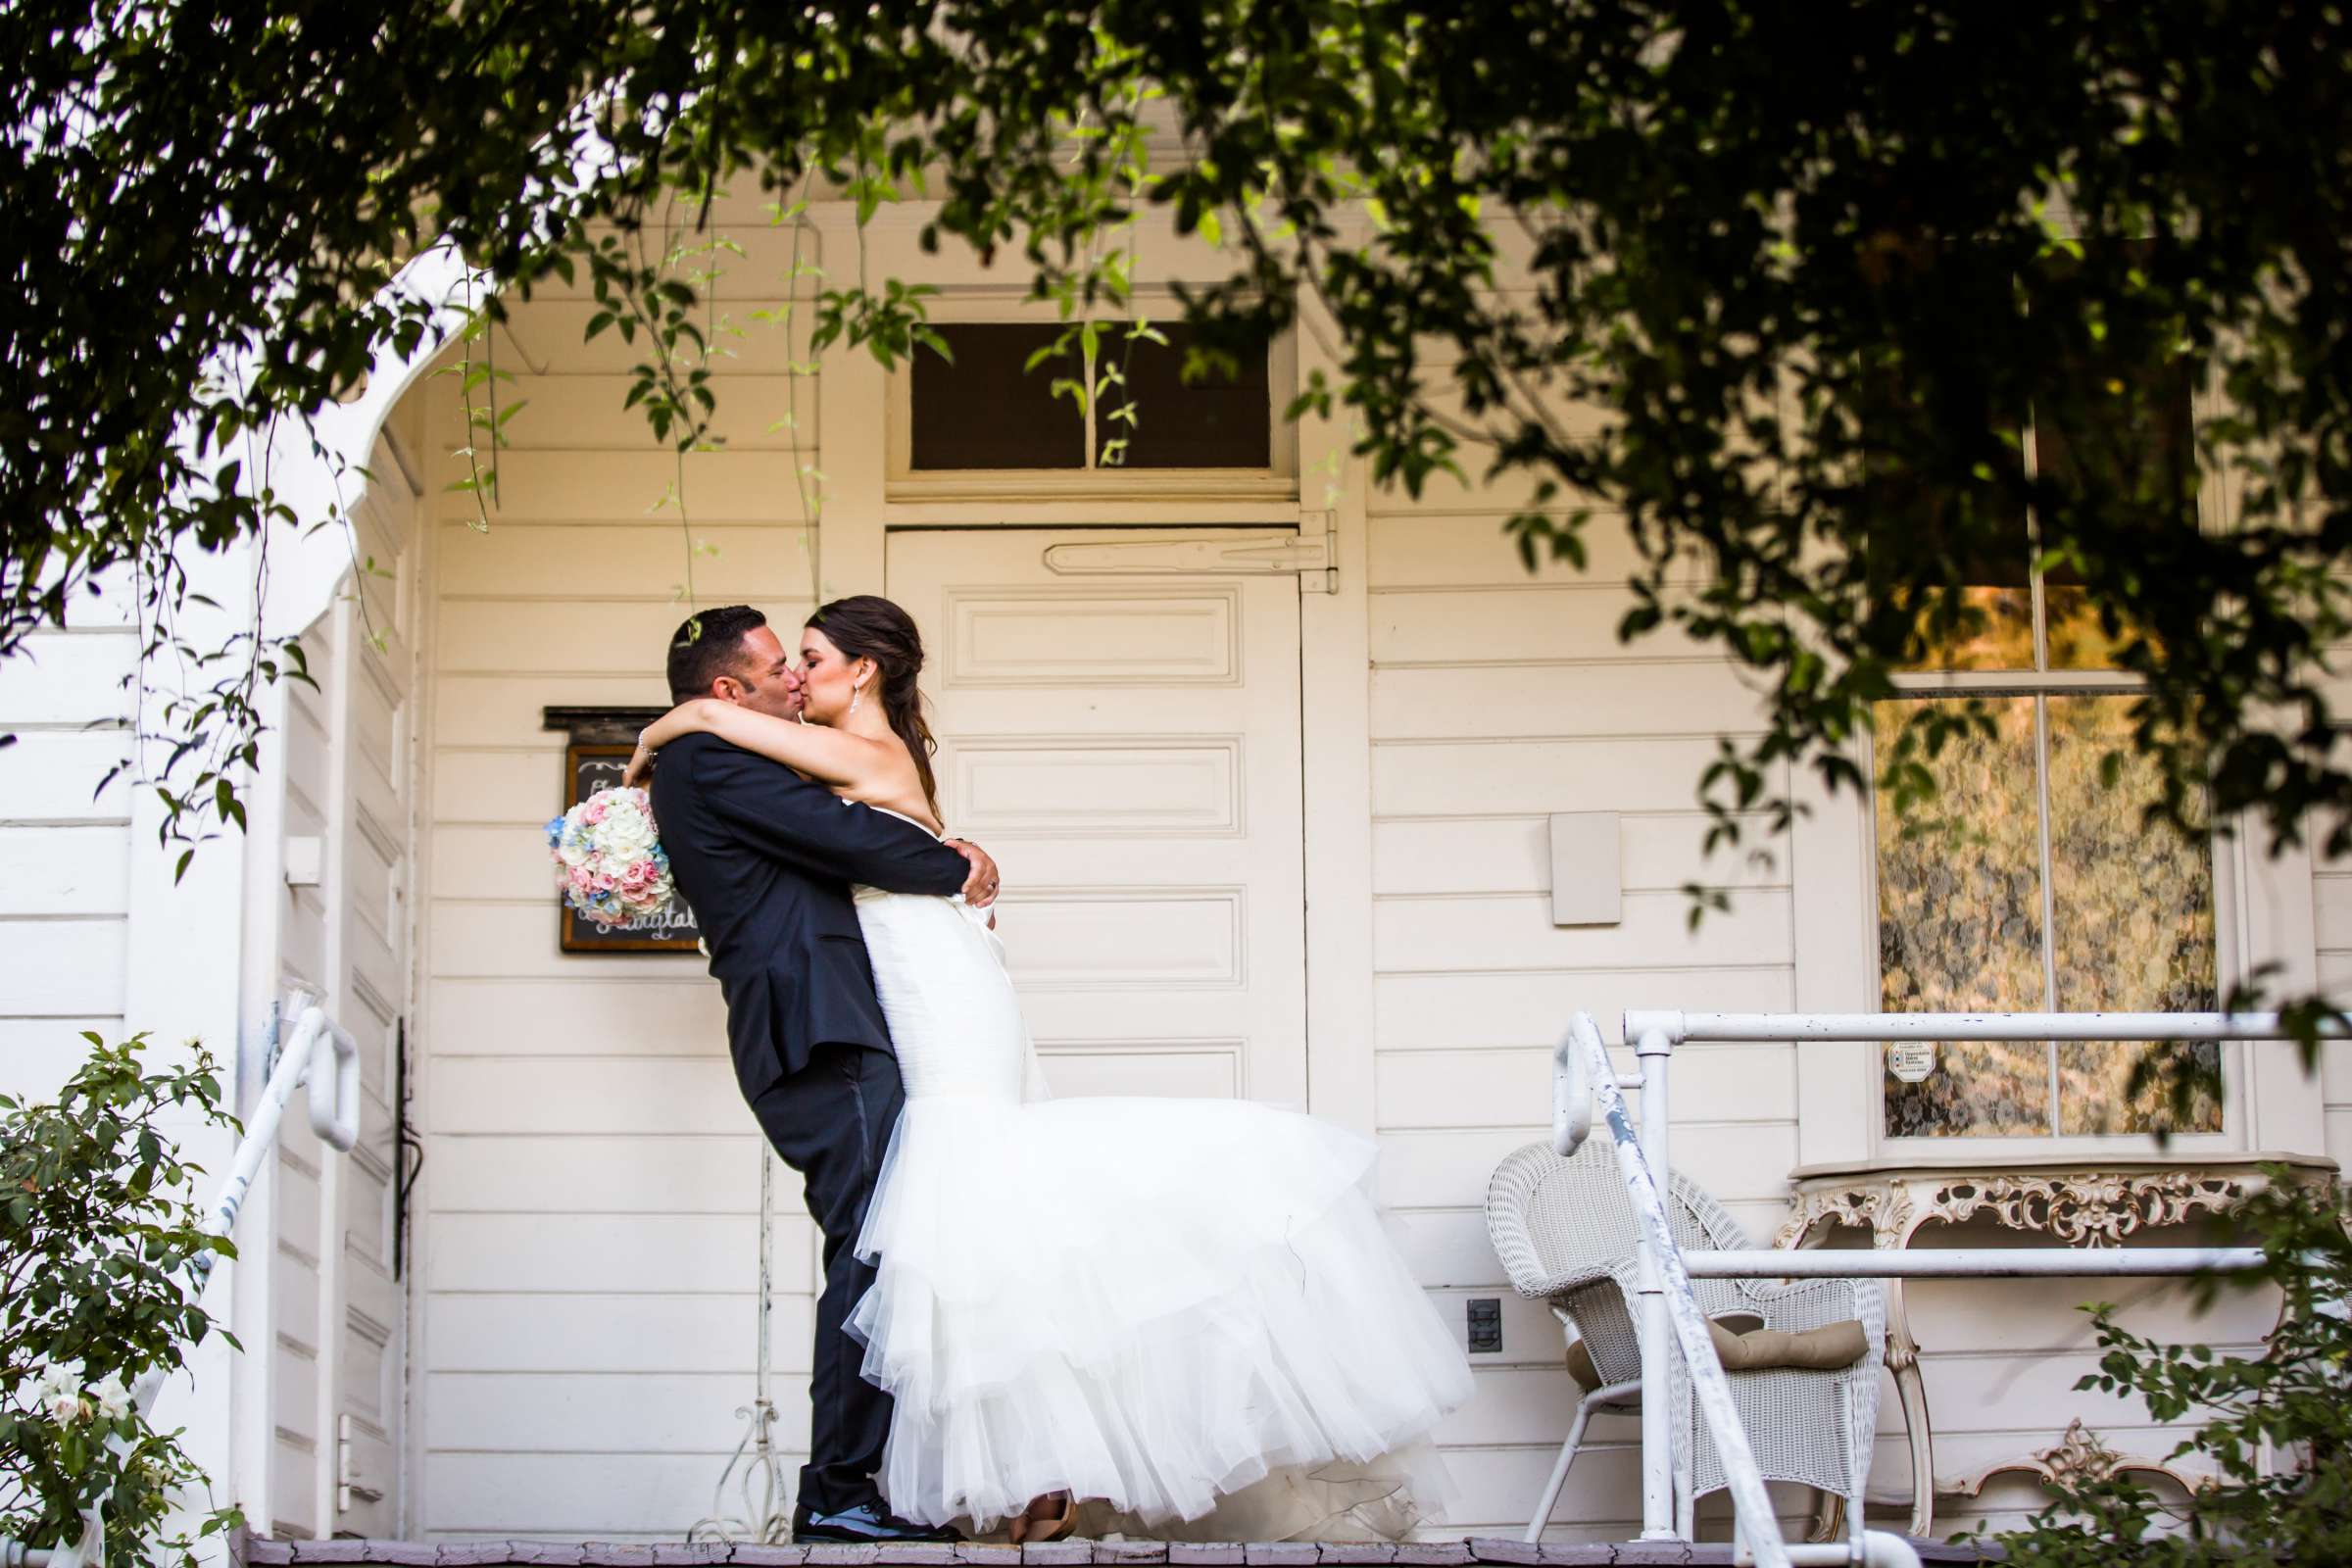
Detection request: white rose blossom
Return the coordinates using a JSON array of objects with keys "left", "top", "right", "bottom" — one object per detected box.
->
[
  {"left": 600, "top": 810, "right": 658, "bottom": 856},
  {"left": 31, "top": 1363, "right": 87, "bottom": 1426},
  {"left": 90, "top": 1372, "right": 133, "bottom": 1422}
]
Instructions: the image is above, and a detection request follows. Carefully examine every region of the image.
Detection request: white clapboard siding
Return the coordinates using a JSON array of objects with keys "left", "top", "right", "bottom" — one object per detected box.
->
[
  {"left": 426, "top": 977, "right": 728, "bottom": 1055},
  {"left": 1374, "top": 736, "right": 1780, "bottom": 817},
  {"left": 438, "top": 598, "right": 817, "bottom": 677},
  {"left": 429, "top": 1293, "right": 797, "bottom": 1375},
  {"left": 1383, "top": 1123, "right": 1798, "bottom": 1212},
  {"left": 514, "top": 221, "right": 830, "bottom": 303},
  {"left": 430, "top": 674, "right": 677, "bottom": 748},
  {"left": 1373, "top": 812, "right": 1787, "bottom": 898},
  {"left": 1363, "top": 468, "right": 1810, "bottom": 1521},
  {"left": 0, "top": 1018, "right": 123, "bottom": 1104},
  {"left": 0, "top": 728, "right": 134, "bottom": 822},
  {"left": 429, "top": 1056, "right": 747, "bottom": 1136},
  {"left": 1370, "top": 586, "right": 1718, "bottom": 666},
  {"left": 0, "top": 624, "right": 134, "bottom": 1105},
  {"left": 416, "top": 307, "right": 825, "bottom": 1539},
  {"left": 0, "top": 627, "right": 135, "bottom": 724},
  {"left": 2316, "top": 844, "right": 2352, "bottom": 1173},
  {"left": 1375, "top": 967, "right": 1795, "bottom": 1052},
  {"left": 250, "top": 428, "right": 424, "bottom": 1541},
  {"left": 425, "top": 1371, "right": 814, "bottom": 1454},
  {"left": 496, "top": 303, "right": 823, "bottom": 378},
  {"left": 1367, "top": 512, "right": 1697, "bottom": 591},
  {"left": 444, "top": 375, "right": 821, "bottom": 453},
  {"left": 0, "top": 824, "right": 130, "bottom": 916},
  {"left": 426, "top": 1135, "right": 777, "bottom": 1214},
  {"left": 1372, "top": 660, "right": 1770, "bottom": 742},
  {"left": 440, "top": 452, "right": 819, "bottom": 525},
  {"left": 422, "top": 1452, "right": 786, "bottom": 1537},
  {"left": 1372, "top": 889, "right": 1793, "bottom": 974},
  {"left": 1377, "top": 1041, "right": 1794, "bottom": 1131},
  {"left": 437, "top": 521, "right": 820, "bottom": 601},
  {"left": 427, "top": 1213, "right": 782, "bottom": 1295}
]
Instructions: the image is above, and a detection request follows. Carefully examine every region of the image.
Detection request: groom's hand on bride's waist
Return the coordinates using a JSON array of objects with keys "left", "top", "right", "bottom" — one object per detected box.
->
[{"left": 942, "top": 838, "right": 1000, "bottom": 908}]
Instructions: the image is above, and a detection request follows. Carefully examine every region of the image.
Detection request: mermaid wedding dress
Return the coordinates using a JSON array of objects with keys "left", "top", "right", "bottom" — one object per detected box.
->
[{"left": 846, "top": 819, "right": 1474, "bottom": 1538}]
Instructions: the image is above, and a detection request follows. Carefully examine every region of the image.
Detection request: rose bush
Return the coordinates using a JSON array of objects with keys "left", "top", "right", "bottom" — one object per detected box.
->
[
  {"left": 1995, "top": 1174, "right": 2352, "bottom": 1566},
  {"left": 1, "top": 1036, "right": 245, "bottom": 1568}
]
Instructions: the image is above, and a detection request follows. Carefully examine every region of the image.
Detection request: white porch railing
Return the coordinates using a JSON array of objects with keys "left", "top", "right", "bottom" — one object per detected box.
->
[
  {"left": 1551, "top": 1009, "right": 2304, "bottom": 1567},
  {"left": 1, "top": 1000, "right": 363, "bottom": 1568}
]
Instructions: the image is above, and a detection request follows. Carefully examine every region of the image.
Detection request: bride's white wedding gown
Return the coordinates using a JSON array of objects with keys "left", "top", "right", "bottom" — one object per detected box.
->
[{"left": 845, "top": 824, "right": 1475, "bottom": 1538}]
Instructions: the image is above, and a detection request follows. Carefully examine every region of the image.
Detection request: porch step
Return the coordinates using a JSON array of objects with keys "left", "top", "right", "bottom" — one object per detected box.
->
[{"left": 239, "top": 1539, "right": 1993, "bottom": 1567}]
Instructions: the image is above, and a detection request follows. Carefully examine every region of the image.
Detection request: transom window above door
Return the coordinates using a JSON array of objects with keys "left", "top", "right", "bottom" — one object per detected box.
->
[
  {"left": 1869, "top": 331, "right": 2227, "bottom": 1143},
  {"left": 905, "top": 320, "right": 1279, "bottom": 474}
]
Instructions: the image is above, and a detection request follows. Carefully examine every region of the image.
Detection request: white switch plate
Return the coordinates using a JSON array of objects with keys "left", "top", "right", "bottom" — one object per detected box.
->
[
  {"left": 283, "top": 835, "right": 323, "bottom": 887},
  {"left": 1548, "top": 811, "right": 1622, "bottom": 926}
]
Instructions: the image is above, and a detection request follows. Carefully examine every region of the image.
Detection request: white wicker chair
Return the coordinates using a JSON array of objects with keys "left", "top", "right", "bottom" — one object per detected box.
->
[{"left": 1486, "top": 1139, "right": 1885, "bottom": 1542}]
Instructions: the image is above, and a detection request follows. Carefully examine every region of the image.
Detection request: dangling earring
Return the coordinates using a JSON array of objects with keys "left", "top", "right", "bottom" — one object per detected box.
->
[{"left": 848, "top": 679, "right": 863, "bottom": 717}]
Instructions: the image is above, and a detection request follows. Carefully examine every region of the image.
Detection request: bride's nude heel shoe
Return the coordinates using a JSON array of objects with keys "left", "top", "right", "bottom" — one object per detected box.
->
[{"left": 1007, "top": 1493, "right": 1078, "bottom": 1544}]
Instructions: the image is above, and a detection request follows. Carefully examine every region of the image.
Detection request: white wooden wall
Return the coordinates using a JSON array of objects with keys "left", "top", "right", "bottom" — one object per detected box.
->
[
  {"left": 1356, "top": 321, "right": 2299, "bottom": 1541},
  {"left": 259, "top": 410, "right": 425, "bottom": 1541},
  {"left": 412, "top": 212, "right": 827, "bottom": 1540},
  {"left": 377, "top": 196, "right": 2326, "bottom": 1546},
  {"left": 1361, "top": 499, "right": 2284, "bottom": 1540},
  {"left": 2316, "top": 839, "right": 2352, "bottom": 1164},
  {"left": 0, "top": 581, "right": 136, "bottom": 1098},
  {"left": 1359, "top": 465, "right": 1807, "bottom": 1538}
]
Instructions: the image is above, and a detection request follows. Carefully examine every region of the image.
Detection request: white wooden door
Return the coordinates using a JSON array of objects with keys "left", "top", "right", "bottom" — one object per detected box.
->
[
  {"left": 270, "top": 448, "right": 416, "bottom": 1537},
  {"left": 886, "top": 529, "right": 1308, "bottom": 1106}
]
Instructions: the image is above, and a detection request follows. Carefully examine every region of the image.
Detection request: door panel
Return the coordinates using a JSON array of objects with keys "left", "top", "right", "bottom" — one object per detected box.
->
[
  {"left": 269, "top": 455, "right": 415, "bottom": 1538},
  {"left": 887, "top": 530, "right": 1308, "bottom": 1107}
]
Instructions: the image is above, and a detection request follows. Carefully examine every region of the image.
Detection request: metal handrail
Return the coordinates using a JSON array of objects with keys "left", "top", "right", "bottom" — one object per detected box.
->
[
  {"left": 1624, "top": 1008, "right": 2340, "bottom": 1044},
  {"left": 1558, "top": 1013, "right": 1799, "bottom": 1568},
  {"left": 1551, "top": 1007, "right": 2297, "bottom": 1566},
  {"left": 2, "top": 998, "right": 362, "bottom": 1568}
]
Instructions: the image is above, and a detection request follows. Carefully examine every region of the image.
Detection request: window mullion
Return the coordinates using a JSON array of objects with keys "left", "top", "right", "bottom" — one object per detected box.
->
[
  {"left": 2026, "top": 409, "right": 2050, "bottom": 676},
  {"left": 1082, "top": 334, "right": 1099, "bottom": 469},
  {"left": 2033, "top": 692, "right": 2062, "bottom": 1134}
]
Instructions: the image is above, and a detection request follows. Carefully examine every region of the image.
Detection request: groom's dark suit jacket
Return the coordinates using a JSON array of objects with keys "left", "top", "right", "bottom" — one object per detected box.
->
[{"left": 649, "top": 732, "right": 970, "bottom": 1100}]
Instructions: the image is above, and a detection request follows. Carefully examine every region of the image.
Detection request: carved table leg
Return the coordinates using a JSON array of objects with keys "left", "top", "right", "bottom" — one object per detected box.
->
[
  {"left": 1806, "top": 1489, "right": 1844, "bottom": 1544},
  {"left": 1884, "top": 1273, "right": 1935, "bottom": 1538}
]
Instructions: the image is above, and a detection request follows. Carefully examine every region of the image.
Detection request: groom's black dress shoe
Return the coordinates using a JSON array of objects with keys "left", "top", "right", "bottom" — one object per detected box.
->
[{"left": 791, "top": 1500, "right": 959, "bottom": 1544}]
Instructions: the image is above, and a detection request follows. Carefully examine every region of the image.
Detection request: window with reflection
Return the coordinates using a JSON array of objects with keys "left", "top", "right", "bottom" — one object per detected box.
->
[
  {"left": 909, "top": 321, "right": 1270, "bottom": 471},
  {"left": 1871, "top": 315, "right": 2219, "bottom": 1140}
]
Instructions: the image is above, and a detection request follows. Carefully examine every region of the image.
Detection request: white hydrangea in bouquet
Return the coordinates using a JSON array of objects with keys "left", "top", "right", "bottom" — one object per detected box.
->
[{"left": 546, "top": 786, "right": 677, "bottom": 928}]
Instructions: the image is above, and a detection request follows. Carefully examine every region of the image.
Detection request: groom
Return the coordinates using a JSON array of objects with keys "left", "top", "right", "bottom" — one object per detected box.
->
[{"left": 648, "top": 605, "right": 999, "bottom": 1544}]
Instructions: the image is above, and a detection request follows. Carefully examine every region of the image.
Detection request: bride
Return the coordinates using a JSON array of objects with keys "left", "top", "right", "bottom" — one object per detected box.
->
[{"left": 628, "top": 594, "right": 1473, "bottom": 1543}]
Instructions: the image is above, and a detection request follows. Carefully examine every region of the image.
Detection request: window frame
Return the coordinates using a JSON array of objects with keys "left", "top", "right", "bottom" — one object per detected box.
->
[
  {"left": 1863, "top": 364, "right": 2250, "bottom": 1160},
  {"left": 885, "top": 292, "right": 1300, "bottom": 503}
]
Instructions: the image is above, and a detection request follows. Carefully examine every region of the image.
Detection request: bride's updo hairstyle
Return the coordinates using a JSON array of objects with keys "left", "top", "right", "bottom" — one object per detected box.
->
[{"left": 806, "top": 594, "right": 941, "bottom": 818}]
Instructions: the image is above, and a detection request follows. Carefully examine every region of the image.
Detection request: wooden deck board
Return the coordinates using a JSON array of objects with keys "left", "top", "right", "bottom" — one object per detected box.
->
[{"left": 238, "top": 1538, "right": 1997, "bottom": 1566}]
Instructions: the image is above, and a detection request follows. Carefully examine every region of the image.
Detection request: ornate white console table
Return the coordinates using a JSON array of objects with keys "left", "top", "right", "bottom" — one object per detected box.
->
[{"left": 1775, "top": 1152, "right": 2336, "bottom": 1537}]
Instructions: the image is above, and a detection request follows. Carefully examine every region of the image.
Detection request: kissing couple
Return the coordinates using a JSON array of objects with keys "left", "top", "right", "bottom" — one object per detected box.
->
[{"left": 630, "top": 596, "right": 1472, "bottom": 1544}]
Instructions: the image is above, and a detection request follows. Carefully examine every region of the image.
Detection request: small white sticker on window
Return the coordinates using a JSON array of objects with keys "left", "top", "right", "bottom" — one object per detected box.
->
[{"left": 1886, "top": 1042, "right": 1937, "bottom": 1084}]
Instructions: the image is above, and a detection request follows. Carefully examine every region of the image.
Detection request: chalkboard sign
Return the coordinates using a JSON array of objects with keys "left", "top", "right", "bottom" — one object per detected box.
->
[{"left": 558, "top": 741, "right": 704, "bottom": 954}]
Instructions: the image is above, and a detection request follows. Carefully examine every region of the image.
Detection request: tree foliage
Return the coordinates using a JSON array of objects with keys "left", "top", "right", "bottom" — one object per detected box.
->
[
  {"left": 0, "top": 1037, "right": 243, "bottom": 1568},
  {"left": 7, "top": 1, "right": 2352, "bottom": 881}
]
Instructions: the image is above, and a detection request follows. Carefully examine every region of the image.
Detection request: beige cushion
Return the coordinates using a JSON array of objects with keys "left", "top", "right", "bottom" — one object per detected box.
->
[{"left": 1564, "top": 1317, "right": 1870, "bottom": 1392}]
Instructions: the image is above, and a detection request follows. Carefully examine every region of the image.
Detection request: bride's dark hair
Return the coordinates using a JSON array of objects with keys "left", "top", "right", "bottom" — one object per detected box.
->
[{"left": 806, "top": 594, "right": 941, "bottom": 819}]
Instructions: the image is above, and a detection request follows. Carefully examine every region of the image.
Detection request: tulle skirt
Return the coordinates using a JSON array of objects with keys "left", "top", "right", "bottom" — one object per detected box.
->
[{"left": 848, "top": 1092, "right": 1475, "bottom": 1535}]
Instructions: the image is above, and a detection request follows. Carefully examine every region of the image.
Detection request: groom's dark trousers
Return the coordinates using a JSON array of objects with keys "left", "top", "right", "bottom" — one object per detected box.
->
[{"left": 649, "top": 733, "right": 970, "bottom": 1514}]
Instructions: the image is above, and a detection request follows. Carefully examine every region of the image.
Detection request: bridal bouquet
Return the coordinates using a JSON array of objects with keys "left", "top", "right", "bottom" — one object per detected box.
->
[{"left": 546, "top": 786, "right": 677, "bottom": 929}]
